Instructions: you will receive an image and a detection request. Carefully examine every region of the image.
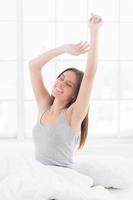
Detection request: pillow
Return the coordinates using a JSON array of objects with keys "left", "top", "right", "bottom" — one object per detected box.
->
[{"left": 72, "top": 154, "right": 133, "bottom": 189}]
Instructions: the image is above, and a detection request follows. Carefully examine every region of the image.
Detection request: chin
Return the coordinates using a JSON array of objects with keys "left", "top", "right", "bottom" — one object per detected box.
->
[{"left": 51, "top": 89, "right": 61, "bottom": 98}]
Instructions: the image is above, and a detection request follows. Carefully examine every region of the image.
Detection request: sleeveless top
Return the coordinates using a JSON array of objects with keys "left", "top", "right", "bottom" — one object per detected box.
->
[{"left": 32, "top": 105, "right": 81, "bottom": 168}]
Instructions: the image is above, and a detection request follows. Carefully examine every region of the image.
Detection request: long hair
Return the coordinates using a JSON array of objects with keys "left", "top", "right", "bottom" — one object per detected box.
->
[{"left": 49, "top": 67, "right": 89, "bottom": 150}]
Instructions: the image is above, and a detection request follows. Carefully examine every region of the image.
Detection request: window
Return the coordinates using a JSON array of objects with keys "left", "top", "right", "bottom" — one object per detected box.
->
[{"left": 0, "top": 0, "right": 133, "bottom": 141}]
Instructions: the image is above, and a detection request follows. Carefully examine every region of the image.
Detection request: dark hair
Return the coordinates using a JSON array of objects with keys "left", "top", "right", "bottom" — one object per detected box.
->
[{"left": 49, "top": 67, "right": 89, "bottom": 150}]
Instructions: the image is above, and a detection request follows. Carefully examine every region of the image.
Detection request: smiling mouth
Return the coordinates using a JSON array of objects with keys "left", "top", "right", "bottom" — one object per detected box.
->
[{"left": 53, "top": 87, "right": 64, "bottom": 93}]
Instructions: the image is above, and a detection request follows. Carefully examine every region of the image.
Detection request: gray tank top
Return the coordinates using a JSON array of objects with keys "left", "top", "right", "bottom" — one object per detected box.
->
[{"left": 32, "top": 105, "right": 80, "bottom": 168}]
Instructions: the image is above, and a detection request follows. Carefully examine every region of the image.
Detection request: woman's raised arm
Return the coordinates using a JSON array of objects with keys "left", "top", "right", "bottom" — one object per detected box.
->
[
  {"left": 70, "top": 14, "right": 103, "bottom": 124},
  {"left": 29, "top": 46, "right": 65, "bottom": 71},
  {"left": 29, "top": 45, "right": 68, "bottom": 111},
  {"left": 29, "top": 42, "right": 89, "bottom": 110}
]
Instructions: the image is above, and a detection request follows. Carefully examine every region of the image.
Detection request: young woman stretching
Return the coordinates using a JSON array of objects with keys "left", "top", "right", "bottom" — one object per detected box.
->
[{"left": 29, "top": 14, "right": 103, "bottom": 168}]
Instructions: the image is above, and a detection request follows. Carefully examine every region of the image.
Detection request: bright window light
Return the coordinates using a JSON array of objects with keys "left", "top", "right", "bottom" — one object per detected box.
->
[{"left": 0, "top": 0, "right": 133, "bottom": 140}]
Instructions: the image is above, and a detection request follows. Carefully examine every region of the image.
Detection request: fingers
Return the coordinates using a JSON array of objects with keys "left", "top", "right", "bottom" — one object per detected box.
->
[
  {"left": 77, "top": 40, "right": 83, "bottom": 46},
  {"left": 80, "top": 43, "right": 90, "bottom": 54},
  {"left": 75, "top": 40, "right": 90, "bottom": 55},
  {"left": 77, "top": 41, "right": 90, "bottom": 49},
  {"left": 80, "top": 44, "right": 90, "bottom": 52},
  {"left": 80, "top": 48, "right": 89, "bottom": 55},
  {"left": 90, "top": 13, "right": 102, "bottom": 24}
]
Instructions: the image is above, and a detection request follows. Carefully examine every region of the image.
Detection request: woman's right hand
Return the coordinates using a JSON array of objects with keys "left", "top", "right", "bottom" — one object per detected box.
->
[{"left": 62, "top": 41, "right": 90, "bottom": 56}]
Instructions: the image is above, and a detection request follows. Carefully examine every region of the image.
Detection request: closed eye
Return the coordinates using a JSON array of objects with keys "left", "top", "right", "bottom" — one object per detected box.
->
[
  {"left": 59, "top": 77, "right": 64, "bottom": 80},
  {"left": 67, "top": 83, "right": 72, "bottom": 87},
  {"left": 59, "top": 76, "right": 73, "bottom": 87}
]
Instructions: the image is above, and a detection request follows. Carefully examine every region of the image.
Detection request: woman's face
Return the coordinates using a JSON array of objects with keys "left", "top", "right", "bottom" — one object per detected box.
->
[{"left": 52, "top": 70, "right": 77, "bottom": 102}]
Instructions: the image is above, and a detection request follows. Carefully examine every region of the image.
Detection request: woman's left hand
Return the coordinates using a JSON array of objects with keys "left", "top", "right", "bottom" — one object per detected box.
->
[
  {"left": 63, "top": 41, "right": 90, "bottom": 56},
  {"left": 89, "top": 14, "right": 103, "bottom": 33}
]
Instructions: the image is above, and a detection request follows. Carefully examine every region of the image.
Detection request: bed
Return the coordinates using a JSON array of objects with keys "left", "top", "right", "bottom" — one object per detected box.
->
[
  {"left": 0, "top": 140, "right": 133, "bottom": 200},
  {"left": 108, "top": 187, "right": 133, "bottom": 200}
]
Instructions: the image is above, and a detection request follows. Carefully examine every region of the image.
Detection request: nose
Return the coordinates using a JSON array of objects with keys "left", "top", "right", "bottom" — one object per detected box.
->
[
  {"left": 55, "top": 82, "right": 64, "bottom": 89},
  {"left": 56, "top": 81, "right": 65, "bottom": 89},
  {"left": 58, "top": 84, "right": 65, "bottom": 90}
]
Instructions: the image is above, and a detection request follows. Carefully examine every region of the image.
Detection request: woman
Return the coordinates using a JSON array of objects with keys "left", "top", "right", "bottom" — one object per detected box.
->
[{"left": 29, "top": 14, "right": 103, "bottom": 168}]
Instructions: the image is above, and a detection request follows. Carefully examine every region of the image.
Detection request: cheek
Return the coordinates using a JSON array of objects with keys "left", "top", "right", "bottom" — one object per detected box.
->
[
  {"left": 67, "top": 88, "right": 74, "bottom": 96},
  {"left": 62, "top": 88, "right": 71, "bottom": 96},
  {"left": 53, "top": 80, "right": 58, "bottom": 87}
]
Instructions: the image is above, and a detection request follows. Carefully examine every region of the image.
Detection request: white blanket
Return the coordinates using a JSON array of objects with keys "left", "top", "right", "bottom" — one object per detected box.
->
[{"left": 0, "top": 153, "right": 116, "bottom": 200}]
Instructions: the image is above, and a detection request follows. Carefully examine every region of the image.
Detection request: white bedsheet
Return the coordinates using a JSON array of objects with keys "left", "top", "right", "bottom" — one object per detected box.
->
[
  {"left": 1, "top": 141, "right": 133, "bottom": 200},
  {"left": 109, "top": 187, "right": 133, "bottom": 200},
  {"left": 0, "top": 153, "right": 116, "bottom": 200}
]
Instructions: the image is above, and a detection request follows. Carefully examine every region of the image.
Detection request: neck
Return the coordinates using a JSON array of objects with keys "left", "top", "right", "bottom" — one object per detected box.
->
[{"left": 50, "top": 100, "right": 68, "bottom": 113}]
